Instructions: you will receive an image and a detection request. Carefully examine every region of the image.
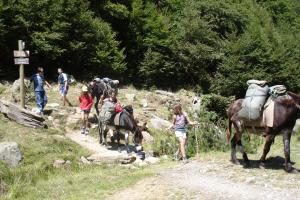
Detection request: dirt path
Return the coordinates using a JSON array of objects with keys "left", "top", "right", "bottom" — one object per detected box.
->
[{"left": 107, "top": 159, "right": 300, "bottom": 200}]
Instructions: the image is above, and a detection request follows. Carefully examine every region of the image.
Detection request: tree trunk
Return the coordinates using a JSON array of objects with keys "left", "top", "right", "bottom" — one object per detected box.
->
[{"left": 0, "top": 100, "right": 45, "bottom": 128}]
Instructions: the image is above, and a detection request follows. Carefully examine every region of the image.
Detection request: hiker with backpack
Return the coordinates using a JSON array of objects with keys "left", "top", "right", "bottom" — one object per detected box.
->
[
  {"left": 57, "top": 68, "right": 72, "bottom": 106},
  {"left": 166, "top": 104, "right": 197, "bottom": 162},
  {"left": 79, "top": 86, "right": 94, "bottom": 135}
]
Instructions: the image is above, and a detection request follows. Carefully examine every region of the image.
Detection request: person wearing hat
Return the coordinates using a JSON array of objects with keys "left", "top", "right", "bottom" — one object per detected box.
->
[{"left": 79, "top": 85, "right": 94, "bottom": 135}]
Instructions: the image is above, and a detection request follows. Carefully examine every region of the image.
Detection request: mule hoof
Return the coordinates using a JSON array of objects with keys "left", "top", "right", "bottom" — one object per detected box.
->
[
  {"left": 285, "top": 163, "right": 293, "bottom": 173},
  {"left": 244, "top": 161, "right": 251, "bottom": 168},
  {"left": 230, "top": 159, "right": 240, "bottom": 165},
  {"left": 259, "top": 162, "right": 266, "bottom": 169}
]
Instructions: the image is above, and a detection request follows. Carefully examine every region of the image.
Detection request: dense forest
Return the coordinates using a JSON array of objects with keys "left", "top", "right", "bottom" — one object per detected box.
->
[{"left": 0, "top": 0, "right": 299, "bottom": 96}]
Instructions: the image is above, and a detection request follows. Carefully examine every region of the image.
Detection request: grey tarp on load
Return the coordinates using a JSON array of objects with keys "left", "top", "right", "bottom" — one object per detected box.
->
[
  {"left": 99, "top": 101, "right": 115, "bottom": 124},
  {"left": 238, "top": 83, "right": 269, "bottom": 120}
]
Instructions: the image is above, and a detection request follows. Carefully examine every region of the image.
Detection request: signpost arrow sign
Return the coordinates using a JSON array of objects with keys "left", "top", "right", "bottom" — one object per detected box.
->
[
  {"left": 14, "top": 58, "right": 29, "bottom": 65},
  {"left": 13, "top": 50, "right": 30, "bottom": 58}
]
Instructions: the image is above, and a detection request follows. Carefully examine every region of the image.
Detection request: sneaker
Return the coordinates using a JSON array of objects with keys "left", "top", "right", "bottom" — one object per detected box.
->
[
  {"left": 85, "top": 128, "right": 89, "bottom": 135},
  {"left": 81, "top": 127, "right": 86, "bottom": 134}
]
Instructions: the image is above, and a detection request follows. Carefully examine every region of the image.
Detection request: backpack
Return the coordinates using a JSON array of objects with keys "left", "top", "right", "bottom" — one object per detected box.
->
[
  {"left": 99, "top": 101, "right": 116, "bottom": 124},
  {"left": 115, "top": 102, "right": 123, "bottom": 113},
  {"left": 269, "top": 85, "right": 287, "bottom": 98}
]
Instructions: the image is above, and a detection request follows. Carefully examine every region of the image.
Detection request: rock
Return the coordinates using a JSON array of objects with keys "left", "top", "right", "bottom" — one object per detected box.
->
[
  {"left": 80, "top": 156, "right": 91, "bottom": 164},
  {"left": 52, "top": 134, "right": 65, "bottom": 140},
  {"left": 138, "top": 161, "right": 148, "bottom": 167},
  {"left": 31, "top": 107, "right": 40, "bottom": 114},
  {"left": 48, "top": 116, "right": 54, "bottom": 121},
  {"left": 145, "top": 156, "right": 160, "bottom": 165},
  {"left": 0, "top": 142, "right": 22, "bottom": 167},
  {"left": 143, "top": 107, "right": 157, "bottom": 112},
  {"left": 53, "top": 119, "right": 60, "bottom": 129},
  {"left": 134, "top": 158, "right": 148, "bottom": 167},
  {"left": 150, "top": 118, "right": 172, "bottom": 130},
  {"left": 47, "top": 103, "right": 60, "bottom": 108},
  {"left": 140, "top": 99, "right": 148, "bottom": 108},
  {"left": 125, "top": 94, "right": 136, "bottom": 101},
  {"left": 65, "top": 160, "right": 71, "bottom": 166},
  {"left": 155, "top": 90, "right": 175, "bottom": 97},
  {"left": 145, "top": 150, "right": 154, "bottom": 158},
  {"left": 120, "top": 156, "right": 136, "bottom": 164},
  {"left": 53, "top": 159, "right": 66, "bottom": 168},
  {"left": 87, "top": 153, "right": 127, "bottom": 164},
  {"left": 142, "top": 131, "right": 154, "bottom": 143},
  {"left": 161, "top": 155, "right": 168, "bottom": 160},
  {"left": 245, "top": 177, "right": 256, "bottom": 184}
]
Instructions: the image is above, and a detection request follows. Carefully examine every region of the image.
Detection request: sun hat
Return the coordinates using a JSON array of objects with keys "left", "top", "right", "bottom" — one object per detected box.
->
[{"left": 82, "top": 85, "right": 88, "bottom": 92}]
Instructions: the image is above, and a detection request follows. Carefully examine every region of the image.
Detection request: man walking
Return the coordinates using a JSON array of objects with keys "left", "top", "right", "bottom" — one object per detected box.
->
[
  {"left": 30, "top": 67, "right": 51, "bottom": 116},
  {"left": 57, "top": 68, "right": 72, "bottom": 106}
]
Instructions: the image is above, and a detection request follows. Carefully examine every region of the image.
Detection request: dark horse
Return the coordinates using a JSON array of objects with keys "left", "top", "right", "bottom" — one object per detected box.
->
[
  {"left": 98, "top": 105, "right": 144, "bottom": 152},
  {"left": 227, "top": 92, "right": 300, "bottom": 172},
  {"left": 88, "top": 80, "right": 112, "bottom": 115}
]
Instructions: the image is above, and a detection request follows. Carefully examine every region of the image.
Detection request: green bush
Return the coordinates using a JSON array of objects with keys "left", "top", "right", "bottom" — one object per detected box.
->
[{"left": 151, "top": 130, "right": 177, "bottom": 156}]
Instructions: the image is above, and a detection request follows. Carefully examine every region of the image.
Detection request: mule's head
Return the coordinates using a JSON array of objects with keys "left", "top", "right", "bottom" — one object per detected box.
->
[{"left": 133, "top": 122, "right": 147, "bottom": 145}]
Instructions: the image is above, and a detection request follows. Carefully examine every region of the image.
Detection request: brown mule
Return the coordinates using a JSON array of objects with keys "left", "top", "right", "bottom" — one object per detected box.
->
[{"left": 226, "top": 92, "right": 300, "bottom": 172}]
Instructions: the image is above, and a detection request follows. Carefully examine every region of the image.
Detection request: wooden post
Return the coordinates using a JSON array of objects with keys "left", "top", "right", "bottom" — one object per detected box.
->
[{"left": 18, "top": 40, "right": 25, "bottom": 108}]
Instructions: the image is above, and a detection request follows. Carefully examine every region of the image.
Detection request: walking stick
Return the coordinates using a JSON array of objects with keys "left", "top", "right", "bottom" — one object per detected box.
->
[{"left": 194, "top": 125, "right": 199, "bottom": 158}]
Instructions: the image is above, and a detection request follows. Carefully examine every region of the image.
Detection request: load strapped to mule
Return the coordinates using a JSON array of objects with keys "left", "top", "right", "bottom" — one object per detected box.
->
[
  {"left": 238, "top": 80, "right": 269, "bottom": 120},
  {"left": 238, "top": 80, "right": 288, "bottom": 123}
]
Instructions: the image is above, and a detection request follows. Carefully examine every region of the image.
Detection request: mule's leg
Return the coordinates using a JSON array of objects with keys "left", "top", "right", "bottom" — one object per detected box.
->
[
  {"left": 125, "top": 131, "right": 129, "bottom": 153},
  {"left": 230, "top": 121, "right": 243, "bottom": 165},
  {"left": 94, "top": 97, "right": 100, "bottom": 116},
  {"left": 98, "top": 120, "right": 103, "bottom": 144},
  {"left": 283, "top": 130, "right": 292, "bottom": 172},
  {"left": 103, "top": 125, "right": 108, "bottom": 145},
  {"left": 259, "top": 134, "right": 275, "bottom": 168},
  {"left": 236, "top": 140, "right": 250, "bottom": 167},
  {"left": 230, "top": 135, "right": 239, "bottom": 164}
]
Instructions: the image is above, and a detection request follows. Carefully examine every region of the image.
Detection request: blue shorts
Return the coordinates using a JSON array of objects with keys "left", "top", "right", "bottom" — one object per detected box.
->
[{"left": 59, "top": 85, "right": 69, "bottom": 95}]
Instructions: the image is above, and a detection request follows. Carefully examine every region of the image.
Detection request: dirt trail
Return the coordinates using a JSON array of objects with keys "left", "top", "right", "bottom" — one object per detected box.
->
[{"left": 108, "top": 160, "right": 300, "bottom": 200}]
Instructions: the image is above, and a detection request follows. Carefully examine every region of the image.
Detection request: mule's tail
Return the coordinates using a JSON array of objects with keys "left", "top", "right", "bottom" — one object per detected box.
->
[{"left": 226, "top": 119, "right": 232, "bottom": 144}]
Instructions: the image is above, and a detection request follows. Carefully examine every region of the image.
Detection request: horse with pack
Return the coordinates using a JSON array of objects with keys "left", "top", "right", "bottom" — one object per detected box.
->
[
  {"left": 88, "top": 77, "right": 119, "bottom": 115},
  {"left": 227, "top": 80, "right": 300, "bottom": 172}
]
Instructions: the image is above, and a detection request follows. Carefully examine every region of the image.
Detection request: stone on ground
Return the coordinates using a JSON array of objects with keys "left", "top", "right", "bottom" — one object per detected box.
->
[
  {"left": 53, "top": 159, "right": 70, "bottom": 168},
  {"left": 150, "top": 117, "right": 172, "bottom": 130},
  {"left": 0, "top": 142, "right": 22, "bottom": 167},
  {"left": 145, "top": 156, "right": 160, "bottom": 165},
  {"left": 125, "top": 94, "right": 136, "bottom": 101},
  {"left": 155, "top": 90, "right": 175, "bottom": 97}
]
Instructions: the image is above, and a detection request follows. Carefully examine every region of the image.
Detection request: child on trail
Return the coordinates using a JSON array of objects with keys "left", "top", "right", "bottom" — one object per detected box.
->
[
  {"left": 79, "top": 86, "right": 94, "bottom": 135},
  {"left": 166, "top": 104, "right": 197, "bottom": 162}
]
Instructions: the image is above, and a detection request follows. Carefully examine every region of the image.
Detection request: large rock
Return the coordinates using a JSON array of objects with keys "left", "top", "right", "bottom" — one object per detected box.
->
[
  {"left": 145, "top": 156, "right": 160, "bottom": 165},
  {"left": 125, "top": 94, "right": 136, "bottom": 101},
  {"left": 150, "top": 117, "right": 172, "bottom": 130},
  {"left": 0, "top": 142, "right": 22, "bottom": 167},
  {"left": 155, "top": 90, "right": 175, "bottom": 97}
]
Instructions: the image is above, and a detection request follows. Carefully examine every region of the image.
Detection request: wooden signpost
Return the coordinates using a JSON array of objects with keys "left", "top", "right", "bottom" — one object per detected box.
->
[{"left": 14, "top": 40, "right": 29, "bottom": 108}]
